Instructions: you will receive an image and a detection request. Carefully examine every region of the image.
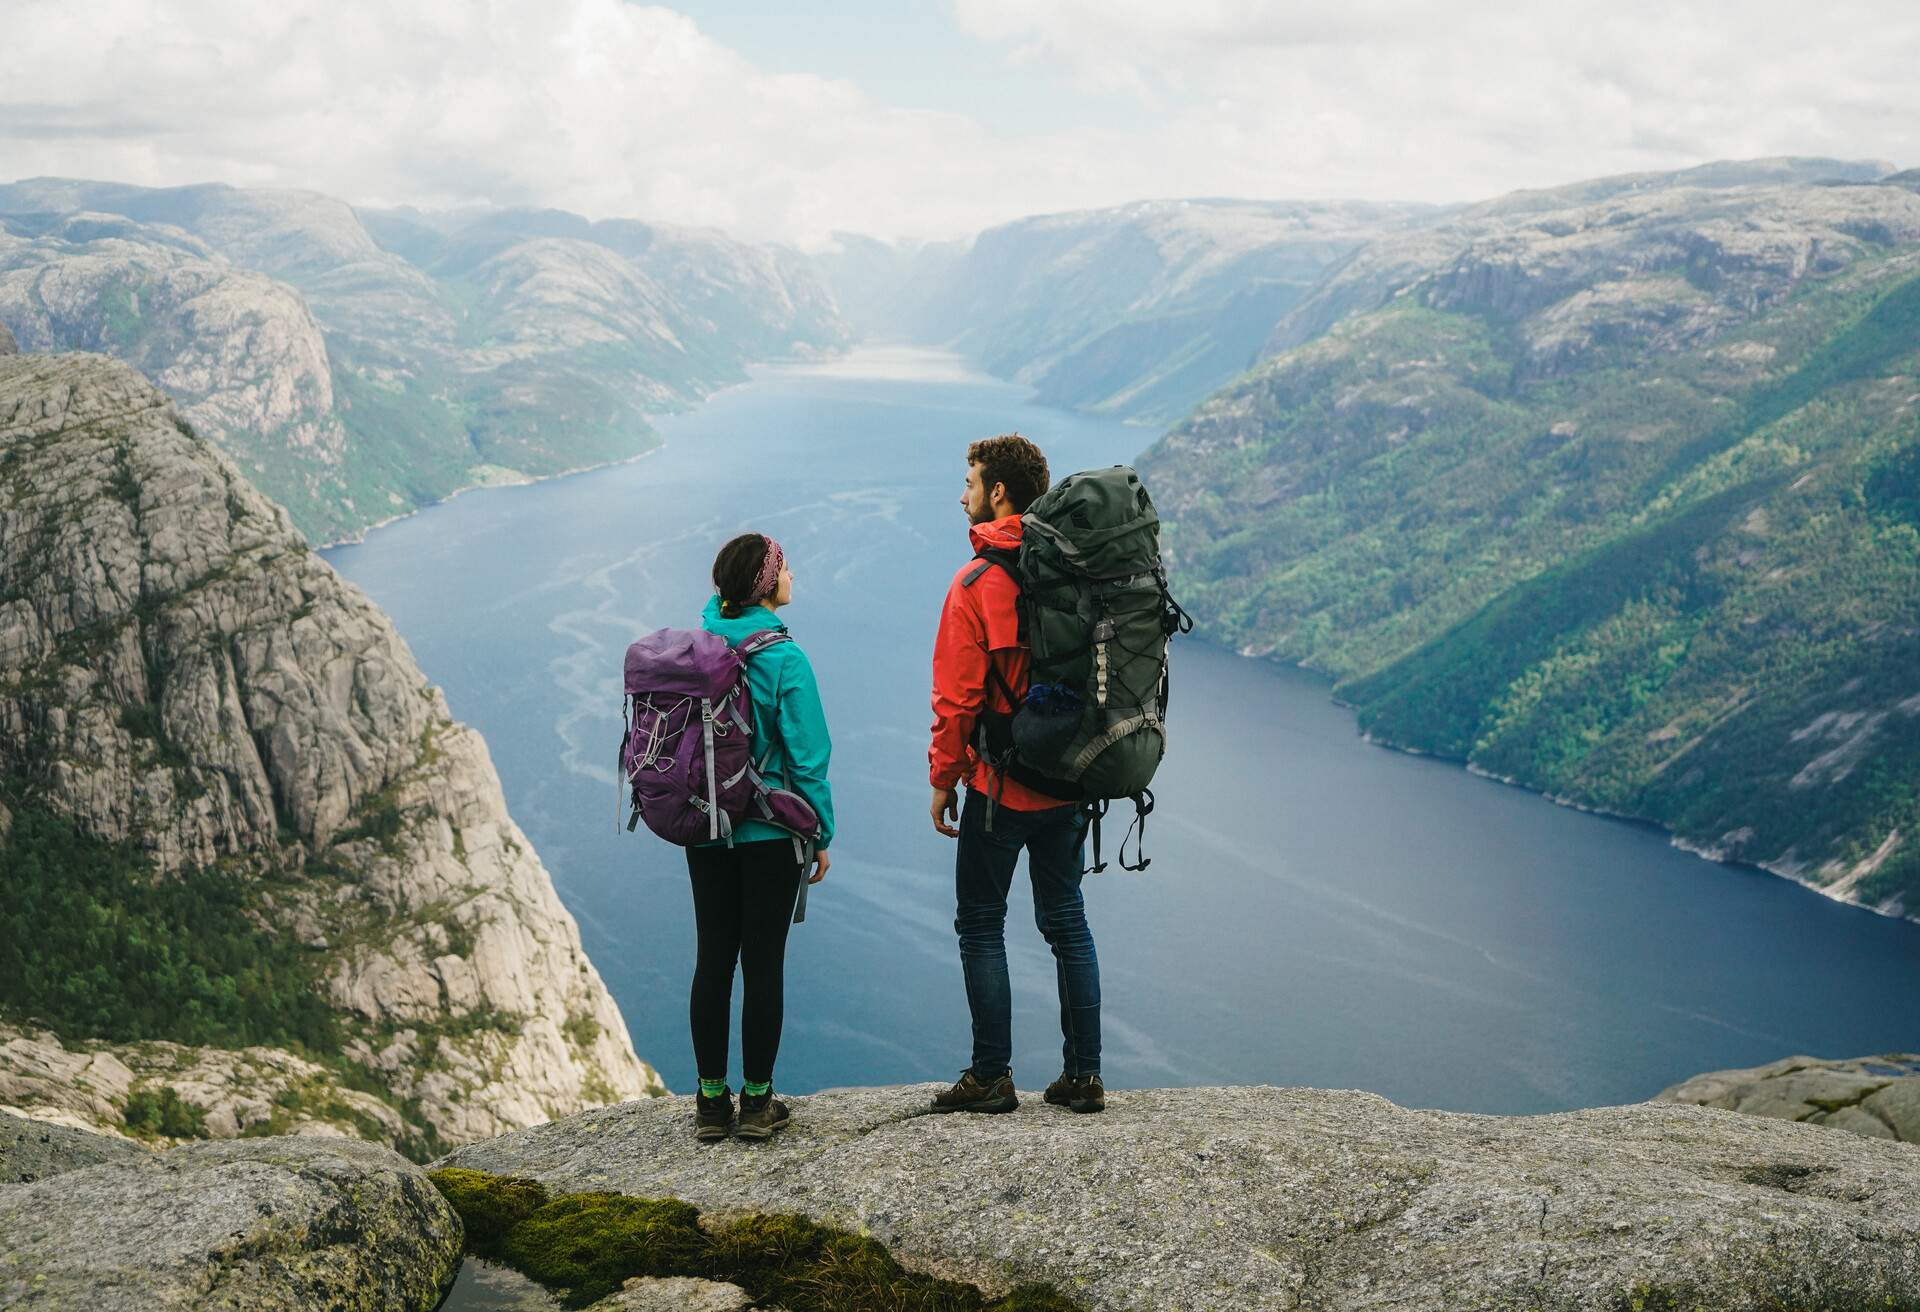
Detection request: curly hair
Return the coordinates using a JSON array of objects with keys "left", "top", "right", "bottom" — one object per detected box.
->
[{"left": 967, "top": 433, "right": 1050, "bottom": 514}]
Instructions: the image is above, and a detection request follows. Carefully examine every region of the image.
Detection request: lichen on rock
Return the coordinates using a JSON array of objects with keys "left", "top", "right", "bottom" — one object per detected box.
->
[{"left": 0, "top": 1131, "right": 462, "bottom": 1310}]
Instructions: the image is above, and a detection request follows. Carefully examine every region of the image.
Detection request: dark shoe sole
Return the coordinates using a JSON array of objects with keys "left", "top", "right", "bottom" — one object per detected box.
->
[
  {"left": 695, "top": 1124, "right": 731, "bottom": 1142},
  {"left": 930, "top": 1093, "right": 1018, "bottom": 1114},
  {"left": 1045, "top": 1087, "right": 1104, "bottom": 1113},
  {"left": 735, "top": 1117, "right": 789, "bottom": 1140}
]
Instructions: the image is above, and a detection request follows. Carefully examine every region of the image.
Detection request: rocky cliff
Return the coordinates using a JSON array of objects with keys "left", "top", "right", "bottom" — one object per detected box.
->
[
  {"left": 1142, "top": 161, "right": 1920, "bottom": 917},
  {"left": 433, "top": 1082, "right": 1920, "bottom": 1311},
  {"left": 0, "top": 351, "right": 662, "bottom": 1156},
  {"left": 0, "top": 179, "right": 852, "bottom": 542},
  {"left": 13, "top": 1079, "right": 1920, "bottom": 1312}
]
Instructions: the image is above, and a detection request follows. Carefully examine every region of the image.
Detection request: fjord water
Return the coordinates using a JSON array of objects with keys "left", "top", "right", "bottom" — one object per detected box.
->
[{"left": 325, "top": 348, "right": 1920, "bottom": 1114}]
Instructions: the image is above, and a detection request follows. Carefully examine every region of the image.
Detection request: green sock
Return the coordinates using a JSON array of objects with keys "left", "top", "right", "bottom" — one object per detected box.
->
[
  {"left": 742, "top": 1079, "right": 771, "bottom": 1098},
  {"left": 699, "top": 1077, "right": 727, "bottom": 1099}
]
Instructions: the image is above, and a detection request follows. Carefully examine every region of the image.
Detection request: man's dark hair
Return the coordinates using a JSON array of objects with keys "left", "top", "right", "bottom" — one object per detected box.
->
[
  {"left": 967, "top": 433, "right": 1050, "bottom": 513},
  {"left": 712, "top": 533, "right": 771, "bottom": 619}
]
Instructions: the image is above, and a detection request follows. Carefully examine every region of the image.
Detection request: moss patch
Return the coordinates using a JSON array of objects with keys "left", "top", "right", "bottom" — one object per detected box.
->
[
  {"left": 430, "top": 1167, "right": 552, "bottom": 1258},
  {"left": 427, "top": 1167, "right": 1088, "bottom": 1311}
]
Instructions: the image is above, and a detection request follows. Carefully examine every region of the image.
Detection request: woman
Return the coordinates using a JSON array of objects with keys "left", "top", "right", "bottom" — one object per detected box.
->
[{"left": 688, "top": 532, "right": 834, "bottom": 1142}]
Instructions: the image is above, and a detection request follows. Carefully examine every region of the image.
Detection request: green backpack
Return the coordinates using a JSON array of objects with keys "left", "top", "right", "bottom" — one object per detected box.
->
[{"left": 967, "top": 464, "right": 1192, "bottom": 871}]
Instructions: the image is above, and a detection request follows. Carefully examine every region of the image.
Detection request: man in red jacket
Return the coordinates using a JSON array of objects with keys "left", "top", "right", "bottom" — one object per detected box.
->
[{"left": 927, "top": 433, "right": 1105, "bottom": 1116}]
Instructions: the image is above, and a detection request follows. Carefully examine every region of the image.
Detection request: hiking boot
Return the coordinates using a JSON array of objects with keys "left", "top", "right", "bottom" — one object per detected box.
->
[
  {"left": 930, "top": 1068, "right": 1018, "bottom": 1114},
  {"left": 736, "top": 1089, "right": 790, "bottom": 1140},
  {"left": 1044, "top": 1072, "right": 1105, "bottom": 1114},
  {"left": 694, "top": 1088, "right": 734, "bottom": 1142}
]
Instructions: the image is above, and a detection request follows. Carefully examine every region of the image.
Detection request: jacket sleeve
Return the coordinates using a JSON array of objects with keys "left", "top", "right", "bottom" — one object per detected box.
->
[
  {"left": 775, "top": 645, "right": 835, "bottom": 850},
  {"left": 929, "top": 571, "right": 988, "bottom": 790}
]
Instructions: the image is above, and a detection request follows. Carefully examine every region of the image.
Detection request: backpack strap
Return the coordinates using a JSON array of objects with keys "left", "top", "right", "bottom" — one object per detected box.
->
[
  {"left": 964, "top": 546, "right": 1020, "bottom": 588},
  {"left": 736, "top": 628, "right": 794, "bottom": 658},
  {"left": 1117, "top": 789, "right": 1154, "bottom": 872},
  {"left": 1080, "top": 798, "right": 1110, "bottom": 875}
]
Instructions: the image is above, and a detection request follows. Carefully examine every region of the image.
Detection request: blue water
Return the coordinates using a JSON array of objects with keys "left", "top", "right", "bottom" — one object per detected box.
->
[{"left": 325, "top": 347, "right": 1920, "bottom": 1115}]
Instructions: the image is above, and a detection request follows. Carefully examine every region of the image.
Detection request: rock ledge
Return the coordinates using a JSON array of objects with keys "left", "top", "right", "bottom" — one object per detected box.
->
[{"left": 434, "top": 1082, "right": 1920, "bottom": 1311}]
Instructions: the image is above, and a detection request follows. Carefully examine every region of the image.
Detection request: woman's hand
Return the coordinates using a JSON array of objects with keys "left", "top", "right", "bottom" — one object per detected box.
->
[{"left": 808, "top": 848, "right": 830, "bottom": 884}]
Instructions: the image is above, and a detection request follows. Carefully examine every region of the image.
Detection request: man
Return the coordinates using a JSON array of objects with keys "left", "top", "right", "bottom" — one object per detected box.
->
[{"left": 927, "top": 433, "right": 1104, "bottom": 1115}]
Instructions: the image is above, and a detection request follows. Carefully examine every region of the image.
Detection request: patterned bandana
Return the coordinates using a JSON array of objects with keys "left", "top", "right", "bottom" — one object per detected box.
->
[{"left": 748, "top": 535, "right": 785, "bottom": 604}]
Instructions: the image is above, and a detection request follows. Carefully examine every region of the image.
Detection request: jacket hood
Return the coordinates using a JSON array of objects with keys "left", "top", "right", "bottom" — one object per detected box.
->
[
  {"left": 701, "top": 594, "right": 787, "bottom": 642},
  {"left": 968, "top": 513, "right": 1024, "bottom": 554}
]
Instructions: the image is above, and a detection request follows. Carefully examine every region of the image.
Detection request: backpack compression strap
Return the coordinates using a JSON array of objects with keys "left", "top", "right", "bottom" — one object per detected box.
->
[
  {"left": 736, "top": 628, "right": 794, "bottom": 658},
  {"left": 1117, "top": 789, "right": 1154, "bottom": 872}
]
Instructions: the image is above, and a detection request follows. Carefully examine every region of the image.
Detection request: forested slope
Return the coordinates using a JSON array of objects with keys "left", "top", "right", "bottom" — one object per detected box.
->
[{"left": 1143, "top": 168, "right": 1920, "bottom": 915}]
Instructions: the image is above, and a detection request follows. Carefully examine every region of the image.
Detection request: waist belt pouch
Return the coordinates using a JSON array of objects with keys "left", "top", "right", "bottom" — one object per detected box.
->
[
  {"left": 759, "top": 787, "right": 821, "bottom": 840},
  {"left": 1012, "top": 680, "right": 1084, "bottom": 761}
]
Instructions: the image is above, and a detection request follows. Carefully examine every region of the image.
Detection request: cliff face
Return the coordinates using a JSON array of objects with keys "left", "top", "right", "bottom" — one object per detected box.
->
[
  {"left": 0, "top": 180, "right": 852, "bottom": 542},
  {"left": 0, "top": 351, "right": 662, "bottom": 1153},
  {"left": 1143, "top": 165, "right": 1920, "bottom": 916}
]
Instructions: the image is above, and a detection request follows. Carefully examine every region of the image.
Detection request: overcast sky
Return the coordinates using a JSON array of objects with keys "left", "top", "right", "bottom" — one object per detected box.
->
[{"left": 4, "top": 0, "right": 1916, "bottom": 246}]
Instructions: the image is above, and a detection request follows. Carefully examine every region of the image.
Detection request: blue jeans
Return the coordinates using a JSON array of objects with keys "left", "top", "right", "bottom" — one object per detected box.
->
[{"left": 953, "top": 788, "right": 1101, "bottom": 1079}]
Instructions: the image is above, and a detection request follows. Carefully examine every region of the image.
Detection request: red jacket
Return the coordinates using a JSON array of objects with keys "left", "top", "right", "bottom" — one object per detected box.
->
[{"left": 929, "top": 515, "right": 1069, "bottom": 810}]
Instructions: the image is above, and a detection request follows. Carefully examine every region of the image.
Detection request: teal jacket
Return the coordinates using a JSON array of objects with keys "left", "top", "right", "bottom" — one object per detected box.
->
[{"left": 698, "top": 595, "right": 836, "bottom": 851}]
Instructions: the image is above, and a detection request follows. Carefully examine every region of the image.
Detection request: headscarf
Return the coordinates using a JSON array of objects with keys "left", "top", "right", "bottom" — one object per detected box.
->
[{"left": 747, "top": 534, "right": 785, "bottom": 605}]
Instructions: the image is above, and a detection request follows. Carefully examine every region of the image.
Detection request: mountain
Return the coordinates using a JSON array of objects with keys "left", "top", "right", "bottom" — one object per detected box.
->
[
  {"left": 0, "top": 180, "right": 852, "bottom": 542},
  {"left": 892, "top": 198, "right": 1432, "bottom": 425},
  {"left": 806, "top": 229, "right": 966, "bottom": 342},
  {"left": 1260, "top": 156, "right": 1896, "bottom": 355},
  {"left": 0, "top": 350, "right": 664, "bottom": 1157},
  {"left": 1140, "top": 160, "right": 1920, "bottom": 917}
]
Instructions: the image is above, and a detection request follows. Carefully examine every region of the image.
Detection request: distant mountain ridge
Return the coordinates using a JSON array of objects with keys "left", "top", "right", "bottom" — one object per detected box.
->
[
  {"left": 843, "top": 197, "right": 1433, "bottom": 425},
  {"left": 0, "top": 179, "right": 850, "bottom": 542}
]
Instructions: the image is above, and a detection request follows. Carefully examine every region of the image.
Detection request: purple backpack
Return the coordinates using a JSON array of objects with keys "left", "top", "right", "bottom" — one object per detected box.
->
[{"left": 619, "top": 627, "right": 822, "bottom": 849}]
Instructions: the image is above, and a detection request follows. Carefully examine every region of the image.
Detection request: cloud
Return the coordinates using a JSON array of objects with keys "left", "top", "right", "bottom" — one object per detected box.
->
[
  {"left": 0, "top": 0, "right": 1090, "bottom": 244},
  {"left": 950, "top": 0, "right": 1920, "bottom": 201},
  {"left": 1, "top": 0, "right": 1914, "bottom": 246}
]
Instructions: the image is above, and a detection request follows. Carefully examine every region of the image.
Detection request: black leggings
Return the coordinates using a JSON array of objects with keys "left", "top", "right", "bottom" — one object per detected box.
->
[{"left": 686, "top": 839, "right": 804, "bottom": 1086}]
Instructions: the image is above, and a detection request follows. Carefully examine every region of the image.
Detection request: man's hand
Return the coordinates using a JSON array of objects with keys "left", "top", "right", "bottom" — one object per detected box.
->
[
  {"left": 930, "top": 786, "right": 960, "bottom": 838},
  {"left": 808, "top": 848, "right": 830, "bottom": 884}
]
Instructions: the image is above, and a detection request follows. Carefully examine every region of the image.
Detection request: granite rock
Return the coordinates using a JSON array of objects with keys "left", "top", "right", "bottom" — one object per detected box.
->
[
  {"left": 0, "top": 1106, "right": 149, "bottom": 1183},
  {"left": 0, "top": 352, "right": 662, "bottom": 1153},
  {"left": 0, "top": 1133, "right": 460, "bottom": 1310},
  {"left": 1, "top": 1020, "right": 408, "bottom": 1144},
  {"left": 434, "top": 1082, "right": 1920, "bottom": 1311},
  {"left": 588, "top": 1275, "right": 755, "bottom": 1311},
  {"left": 1659, "top": 1052, "right": 1920, "bottom": 1142}
]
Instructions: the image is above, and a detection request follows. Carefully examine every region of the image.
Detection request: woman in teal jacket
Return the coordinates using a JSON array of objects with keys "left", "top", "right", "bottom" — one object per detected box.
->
[{"left": 688, "top": 532, "right": 834, "bottom": 1142}]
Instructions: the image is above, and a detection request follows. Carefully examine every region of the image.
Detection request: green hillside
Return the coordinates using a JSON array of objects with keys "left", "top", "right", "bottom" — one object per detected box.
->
[{"left": 1144, "top": 178, "right": 1920, "bottom": 914}]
